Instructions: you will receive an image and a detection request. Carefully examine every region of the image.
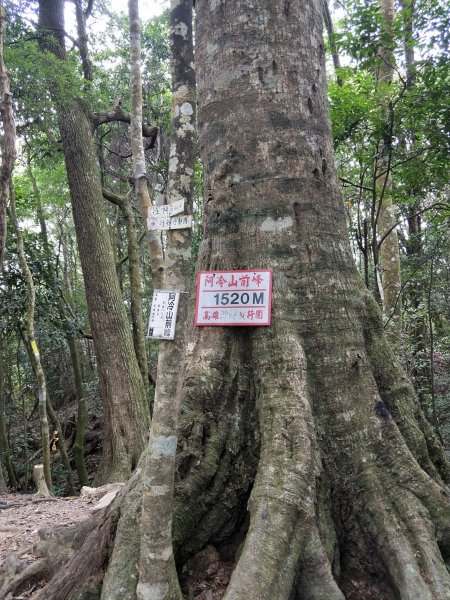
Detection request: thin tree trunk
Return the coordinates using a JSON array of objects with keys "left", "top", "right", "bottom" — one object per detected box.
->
[
  {"left": 29, "top": 156, "right": 89, "bottom": 487},
  {"left": 128, "top": 0, "right": 165, "bottom": 290},
  {"left": 73, "top": 0, "right": 93, "bottom": 82},
  {"left": 0, "top": 361, "right": 17, "bottom": 488},
  {"left": 322, "top": 0, "right": 342, "bottom": 86},
  {"left": 0, "top": 0, "right": 15, "bottom": 272},
  {"left": 375, "top": 0, "right": 402, "bottom": 334},
  {"left": 122, "top": 193, "right": 149, "bottom": 391},
  {"left": 10, "top": 191, "right": 53, "bottom": 492},
  {"left": 67, "top": 336, "right": 90, "bottom": 486},
  {"left": 26, "top": 158, "right": 77, "bottom": 494},
  {"left": 38, "top": 0, "right": 149, "bottom": 484},
  {"left": 136, "top": 0, "right": 196, "bottom": 597}
]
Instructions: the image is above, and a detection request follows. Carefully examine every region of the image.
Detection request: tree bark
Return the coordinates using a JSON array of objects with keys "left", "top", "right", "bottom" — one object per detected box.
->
[
  {"left": 136, "top": 0, "right": 196, "bottom": 597},
  {"left": 374, "top": 0, "right": 402, "bottom": 334},
  {"left": 0, "top": 0, "right": 15, "bottom": 272},
  {"left": 0, "top": 360, "right": 17, "bottom": 489},
  {"left": 28, "top": 157, "right": 80, "bottom": 493},
  {"left": 38, "top": 0, "right": 149, "bottom": 484},
  {"left": 103, "top": 187, "right": 149, "bottom": 393},
  {"left": 67, "top": 335, "right": 90, "bottom": 486},
  {"left": 128, "top": 0, "right": 165, "bottom": 290},
  {"left": 33, "top": 464, "right": 51, "bottom": 496},
  {"left": 27, "top": 1, "right": 450, "bottom": 599},
  {"left": 192, "top": 1, "right": 450, "bottom": 597},
  {"left": 10, "top": 191, "right": 53, "bottom": 492}
]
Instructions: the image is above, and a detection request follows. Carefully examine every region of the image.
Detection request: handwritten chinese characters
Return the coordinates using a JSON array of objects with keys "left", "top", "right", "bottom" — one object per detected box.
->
[
  {"left": 148, "top": 290, "right": 180, "bottom": 340},
  {"left": 148, "top": 199, "right": 184, "bottom": 219},
  {"left": 195, "top": 270, "right": 272, "bottom": 326},
  {"left": 147, "top": 214, "right": 192, "bottom": 231}
]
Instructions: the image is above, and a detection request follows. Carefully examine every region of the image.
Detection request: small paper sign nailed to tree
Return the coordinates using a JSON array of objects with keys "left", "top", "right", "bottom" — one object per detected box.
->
[
  {"left": 148, "top": 290, "right": 180, "bottom": 340},
  {"left": 149, "top": 199, "right": 184, "bottom": 219},
  {"left": 195, "top": 270, "right": 272, "bottom": 326},
  {"left": 147, "top": 214, "right": 192, "bottom": 231}
]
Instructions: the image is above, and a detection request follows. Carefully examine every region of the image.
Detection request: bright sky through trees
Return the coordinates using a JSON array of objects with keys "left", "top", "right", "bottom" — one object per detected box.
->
[{"left": 64, "top": 0, "right": 165, "bottom": 39}]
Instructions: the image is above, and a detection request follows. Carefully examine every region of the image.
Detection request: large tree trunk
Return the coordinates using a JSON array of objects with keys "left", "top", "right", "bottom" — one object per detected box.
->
[
  {"left": 23, "top": 1, "right": 450, "bottom": 599},
  {"left": 38, "top": 0, "right": 149, "bottom": 483}
]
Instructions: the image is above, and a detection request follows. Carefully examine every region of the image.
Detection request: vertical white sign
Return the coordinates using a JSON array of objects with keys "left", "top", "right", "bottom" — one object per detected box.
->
[{"left": 148, "top": 290, "right": 180, "bottom": 340}]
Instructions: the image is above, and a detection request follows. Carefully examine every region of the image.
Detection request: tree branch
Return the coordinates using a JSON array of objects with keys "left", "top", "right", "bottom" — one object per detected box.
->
[
  {"left": 377, "top": 202, "right": 449, "bottom": 250},
  {"left": 102, "top": 187, "right": 126, "bottom": 209},
  {"left": 116, "top": 230, "right": 147, "bottom": 269},
  {"left": 340, "top": 177, "right": 373, "bottom": 192},
  {"left": 92, "top": 104, "right": 158, "bottom": 142}
]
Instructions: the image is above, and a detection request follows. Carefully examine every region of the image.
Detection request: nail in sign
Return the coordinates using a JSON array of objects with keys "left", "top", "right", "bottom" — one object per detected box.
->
[{"left": 195, "top": 270, "right": 272, "bottom": 326}]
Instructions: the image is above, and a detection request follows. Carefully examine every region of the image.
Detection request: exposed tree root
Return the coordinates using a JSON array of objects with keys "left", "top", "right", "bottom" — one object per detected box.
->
[
  {"left": 174, "top": 327, "right": 259, "bottom": 561},
  {"left": 5, "top": 287, "right": 447, "bottom": 600},
  {"left": 362, "top": 290, "right": 450, "bottom": 484},
  {"left": 294, "top": 518, "right": 346, "bottom": 600},
  {"left": 4, "top": 291, "right": 446, "bottom": 600},
  {"left": 223, "top": 323, "right": 317, "bottom": 600},
  {"left": 32, "top": 510, "right": 118, "bottom": 600},
  {"left": 101, "top": 463, "right": 144, "bottom": 599},
  {"left": 0, "top": 557, "right": 48, "bottom": 599}
]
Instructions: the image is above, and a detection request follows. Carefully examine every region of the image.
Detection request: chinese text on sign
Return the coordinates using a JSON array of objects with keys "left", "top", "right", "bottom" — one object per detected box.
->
[
  {"left": 148, "top": 290, "right": 180, "bottom": 340},
  {"left": 148, "top": 199, "right": 184, "bottom": 219},
  {"left": 195, "top": 270, "right": 272, "bottom": 326},
  {"left": 147, "top": 214, "right": 192, "bottom": 231}
]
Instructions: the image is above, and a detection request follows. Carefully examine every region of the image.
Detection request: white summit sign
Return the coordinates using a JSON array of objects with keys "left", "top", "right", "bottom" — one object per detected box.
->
[{"left": 195, "top": 270, "right": 272, "bottom": 326}]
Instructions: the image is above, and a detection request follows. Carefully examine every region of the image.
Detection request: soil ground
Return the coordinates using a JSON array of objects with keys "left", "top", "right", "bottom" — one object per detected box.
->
[
  {"left": 0, "top": 492, "right": 92, "bottom": 566},
  {"left": 0, "top": 491, "right": 232, "bottom": 599}
]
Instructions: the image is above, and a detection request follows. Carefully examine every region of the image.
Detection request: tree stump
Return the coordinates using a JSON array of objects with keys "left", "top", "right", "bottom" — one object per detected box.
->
[{"left": 33, "top": 464, "right": 51, "bottom": 497}]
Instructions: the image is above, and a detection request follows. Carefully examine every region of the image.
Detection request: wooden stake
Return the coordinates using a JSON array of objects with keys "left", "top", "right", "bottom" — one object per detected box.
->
[{"left": 33, "top": 464, "right": 51, "bottom": 497}]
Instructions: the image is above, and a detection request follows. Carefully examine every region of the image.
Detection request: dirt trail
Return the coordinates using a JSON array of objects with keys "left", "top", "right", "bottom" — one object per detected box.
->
[{"left": 0, "top": 492, "right": 92, "bottom": 566}]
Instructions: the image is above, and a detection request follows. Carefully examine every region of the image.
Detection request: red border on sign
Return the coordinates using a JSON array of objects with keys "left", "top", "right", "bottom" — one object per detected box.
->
[{"left": 194, "top": 269, "right": 272, "bottom": 326}]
